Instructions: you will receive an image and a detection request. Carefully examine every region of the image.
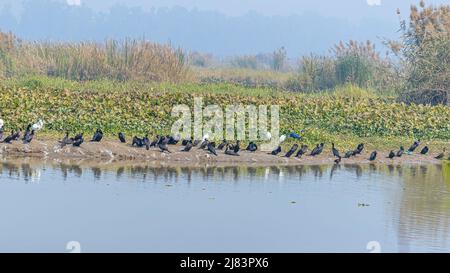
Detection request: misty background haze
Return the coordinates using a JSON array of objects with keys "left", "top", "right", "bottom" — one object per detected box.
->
[{"left": 0, "top": 0, "right": 447, "bottom": 56}]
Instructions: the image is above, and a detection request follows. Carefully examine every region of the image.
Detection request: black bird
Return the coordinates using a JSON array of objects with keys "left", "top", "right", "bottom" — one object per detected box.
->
[
  {"left": 207, "top": 142, "right": 218, "bottom": 156},
  {"left": 246, "top": 142, "right": 258, "bottom": 152},
  {"left": 334, "top": 156, "right": 341, "bottom": 164},
  {"left": 118, "top": 132, "right": 126, "bottom": 143},
  {"left": 331, "top": 143, "right": 340, "bottom": 158},
  {"left": 217, "top": 139, "right": 228, "bottom": 150},
  {"left": 12, "top": 130, "right": 21, "bottom": 141},
  {"left": 73, "top": 136, "right": 84, "bottom": 147},
  {"left": 271, "top": 146, "right": 282, "bottom": 155},
  {"left": 199, "top": 139, "right": 209, "bottom": 149},
  {"left": 420, "top": 146, "right": 429, "bottom": 155},
  {"left": 23, "top": 130, "right": 35, "bottom": 144},
  {"left": 167, "top": 135, "right": 180, "bottom": 145},
  {"left": 143, "top": 135, "right": 150, "bottom": 150},
  {"left": 407, "top": 140, "right": 420, "bottom": 153},
  {"left": 435, "top": 148, "right": 446, "bottom": 160},
  {"left": 369, "top": 151, "right": 377, "bottom": 161},
  {"left": 158, "top": 136, "right": 171, "bottom": 153},
  {"left": 344, "top": 150, "right": 355, "bottom": 158},
  {"left": 225, "top": 144, "right": 239, "bottom": 156},
  {"left": 73, "top": 133, "right": 83, "bottom": 141},
  {"left": 233, "top": 140, "right": 241, "bottom": 153},
  {"left": 22, "top": 124, "right": 31, "bottom": 141},
  {"left": 192, "top": 139, "right": 201, "bottom": 147},
  {"left": 295, "top": 145, "right": 308, "bottom": 158},
  {"left": 355, "top": 143, "right": 364, "bottom": 155},
  {"left": 150, "top": 135, "right": 160, "bottom": 147},
  {"left": 91, "top": 128, "right": 103, "bottom": 142},
  {"left": 181, "top": 137, "right": 192, "bottom": 146},
  {"left": 132, "top": 136, "right": 144, "bottom": 147},
  {"left": 310, "top": 143, "right": 324, "bottom": 156},
  {"left": 396, "top": 146, "right": 404, "bottom": 157},
  {"left": 181, "top": 141, "right": 193, "bottom": 152},
  {"left": 285, "top": 144, "right": 298, "bottom": 158},
  {"left": 59, "top": 131, "right": 72, "bottom": 147},
  {"left": 388, "top": 150, "right": 395, "bottom": 159},
  {"left": 1, "top": 131, "right": 15, "bottom": 144}
]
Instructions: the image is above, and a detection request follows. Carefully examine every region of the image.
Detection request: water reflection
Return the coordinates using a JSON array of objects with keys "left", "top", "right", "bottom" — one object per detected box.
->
[{"left": 0, "top": 158, "right": 449, "bottom": 252}]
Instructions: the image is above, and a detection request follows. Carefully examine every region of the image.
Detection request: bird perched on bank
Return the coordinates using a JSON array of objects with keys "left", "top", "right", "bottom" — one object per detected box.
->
[
  {"left": 118, "top": 132, "right": 126, "bottom": 143},
  {"left": 23, "top": 130, "right": 35, "bottom": 144},
  {"left": 225, "top": 144, "right": 239, "bottom": 156},
  {"left": 369, "top": 151, "right": 377, "bottom": 161},
  {"left": 279, "top": 135, "right": 287, "bottom": 144},
  {"left": 181, "top": 137, "right": 192, "bottom": 146},
  {"left": 285, "top": 144, "right": 298, "bottom": 158},
  {"left": 354, "top": 143, "right": 364, "bottom": 155},
  {"left": 132, "top": 136, "right": 144, "bottom": 147},
  {"left": 344, "top": 150, "right": 355, "bottom": 158},
  {"left": 12, "top": 130, "right": 21, "bottom": 141},
  {"left": 0, "top": 119, "right": 4, "bottom": 141},
  {"left": 420, "top": 146, "right": 429, "bottom": 155},
  {"left": 407, "top": 140, "right": 420, "bottom": 154},
  {"left": 31, "top": 119, "right": 44, "bottom": 131},
  {"left": 233, "top": 140, "right": 241, "bottom": 153},
  {"left": 310, "top": 143, "right": 324, "bottom": 156},
  {"left": 1, "top": 131, "right": 15, "bottom": 144},
  {"left": 331, "top": 143, "right": 340, "bottom": 158},
  {"left": 207, "top": 142, "right": 217, "bottom": 156},
  {"left": 143, "top": 135, "right": 150, "bottom": 150},
  {"left": 435, "top": 148, "right": 446, "bottom": 160},
  {"left": 246, "top": 141, "right": 258, "bottom": 152},
  {"left": 22, "top": 124, "right": 32, "bottom": 142},
  {"left": 396, "top": 146, "right": 404, "bottom": 157},
  {"left": 158, "top": 136, "right": 171, "bottom": 153},
  {"left": 296, "top": 145, "right": 308, "bottom": 158},
  {"left": 271, "top": 146, "right": 282, "bottom": 155},
  {"left": 181, "top": 140, "right": 193, "bottom": 152},
  {"left": 168, "top": 134, "right": 180, "bottom": 145},
  {"left": 91, "top": 128, "right": 103, "bottom": 142},
  {"left": 72, "top": 134, "right": 84, "bottom": 147},
  {"left": 150, "top": 135, "right": 160, "bottom": 147},
  {"left": 199, "top": 138, "right": 209, "bottom": 150},
  {"left": 59, "top": 131, "right": 72, "bottom": 147},
  {"left": 388, "top": 150, "right": 396, "bottom": 159},
  {"left": 217, "top": 139, "right": 228, "bottom": 150}
]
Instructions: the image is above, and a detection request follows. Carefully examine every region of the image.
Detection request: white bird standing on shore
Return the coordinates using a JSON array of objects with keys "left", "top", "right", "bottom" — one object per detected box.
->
[
  {"left": 31, "top": 119, "right": 44, "bottom": 131},
  {"left": 0, "top": 119, "right": 4, "bottom": 129},
  {"left": 266, "top": 132, "right": 272, "bottom": 140},
  {"left": 279, "top": 134, "right": 286, "bottom": 143}
]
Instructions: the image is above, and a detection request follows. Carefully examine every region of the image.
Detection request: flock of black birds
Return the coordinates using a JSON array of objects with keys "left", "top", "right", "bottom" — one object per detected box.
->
[{"left": 0, "top": 126, "right": 447, "bottom": 162}]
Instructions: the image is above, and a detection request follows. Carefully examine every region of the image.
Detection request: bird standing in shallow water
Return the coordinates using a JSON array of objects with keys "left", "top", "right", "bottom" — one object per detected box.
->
[
  {"left": 369, "top": 151, "right": 377, "bottom": 161},
  {"left": 284, "top": 144, "right": 298, "bottom": 158},
  {"left": 296, "top": 145, "right": 308, "bottom": 158},
  {"left": 420, "top": 146, "right": 429, "bottom": 155},
  {"left": 331, "top": 143, "right": 340, "bottom": 158},
  {"left": 118, "top": 132, "right": 126, "bottom": 143}
]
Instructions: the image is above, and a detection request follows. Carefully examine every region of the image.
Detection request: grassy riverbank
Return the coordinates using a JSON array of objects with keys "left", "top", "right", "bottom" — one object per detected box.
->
[{"left": 0, "top": 76, "right": 449, "bottom": 152}]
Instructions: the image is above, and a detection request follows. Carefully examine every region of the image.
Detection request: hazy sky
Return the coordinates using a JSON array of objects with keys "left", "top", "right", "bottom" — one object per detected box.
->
[{"left": 3, "top": 0, "right": 449, "bottom": 20}]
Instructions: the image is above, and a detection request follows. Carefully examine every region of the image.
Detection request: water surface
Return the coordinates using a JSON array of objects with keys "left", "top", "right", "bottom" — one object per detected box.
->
[{"left": 0, "top": 159, "right": 449, "bottom": 253}]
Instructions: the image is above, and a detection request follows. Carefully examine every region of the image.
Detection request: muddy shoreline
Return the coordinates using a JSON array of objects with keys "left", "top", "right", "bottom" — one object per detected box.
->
[{"left": 0, "top": 138, "right": 444, "bottom": 167}]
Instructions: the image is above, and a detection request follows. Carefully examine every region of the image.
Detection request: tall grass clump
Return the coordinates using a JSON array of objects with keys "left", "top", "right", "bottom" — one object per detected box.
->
[{"left": 0, "top": 32, "right": 190, "bottom": 83}]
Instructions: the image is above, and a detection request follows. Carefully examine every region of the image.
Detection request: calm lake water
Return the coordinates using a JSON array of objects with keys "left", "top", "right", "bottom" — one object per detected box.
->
[{"left": 0, "top": 159, "right": 449, "bottom": 253}]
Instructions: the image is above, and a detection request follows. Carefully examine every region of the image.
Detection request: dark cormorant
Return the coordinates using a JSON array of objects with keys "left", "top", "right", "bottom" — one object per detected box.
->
[
  {"left": 91, "top": 128, "right": 103, "bottom": 142},
  {"left": 181, "top": 140, "right": 193, "bottom": 152},
  {"left": 295, "top": 145, "right": 308, "bottom": 158},
  {"left": 246, "top": 142, "right": 258, "bottom": 152},
  {"left": 271, "top": 146, "right": 282, "bottom": 155},
  {"left": 310, "top": 143, "right": 324, "bottom": 156},
  {"left": 118, "top": 132, "right": 126, "bottom": 143},
  {"left": 407, "top": 140, "right": 420, "bottom": 153},
  {"left": 331, "top": 143, "right": 340, "bottom": 158},
  {"left": 158, "top": 136, "right": 171, "bottom": 153},
  {"left": 285, "top": 144, "right": 298, "bottom": 158},
  {"left": 369, "top": 151, "right": 377, "bottom": 161},
  {"left": 207, "top": 142, "right": 218, "bottom": 156},
  {"left": 388, "top": 150, "right": 395, "bottom": 159},
  {"left": 225, "top": 144, "right": 239, "bottom": 156},
  {"left": 396, "top": 146, "right": 404, "bottom": 157},
  {"left": 217, "top": 139, "right": 228, "bottom": 150},
  {"left": 420, "top": 146, "right": 429, "bottom": 155}
]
